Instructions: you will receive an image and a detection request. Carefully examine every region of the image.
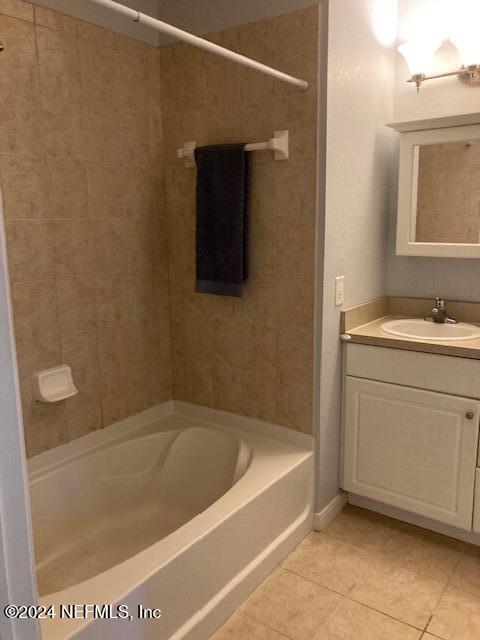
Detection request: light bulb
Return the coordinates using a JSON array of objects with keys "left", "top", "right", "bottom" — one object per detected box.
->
[
  {"left": 397, "top": 38, "right": 442, "bottom": 76},
  {"left": 371, "top": 0, "right": 398, "bottom": 46},
  {"left": 449, "top": 0, "right": 480, "bottom": 66}
]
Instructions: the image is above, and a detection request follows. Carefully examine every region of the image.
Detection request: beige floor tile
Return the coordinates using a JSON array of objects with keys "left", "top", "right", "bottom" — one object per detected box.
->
[
  {"left": 422, "top": 635, "right": 441, "bottom": 639},
  {"left": 317, "top": 599, "right": 421, "bottom": 639},
  {"left": 282, "top": 532, "right": 371, "bottom": 595},
  {"left": 210, "top": 612, "right": 286, "bottom": 639},
  {"left": 450, "top": 549, "right": 480, "bottom": 598},
  {"left": 240, "top": 567, "right": 341, "bottom": 640},
  {"left": 350, "top": 562, "right": 445, "bottom": 629},
  {"left": 428, "top": 585, "right": 480, "bottom": 640},
  {"left": 323, "top": 505, "right": 393, "bottom": 552},
  {"left": 379, "top": 529, "right": 461, "bottom": 584}
]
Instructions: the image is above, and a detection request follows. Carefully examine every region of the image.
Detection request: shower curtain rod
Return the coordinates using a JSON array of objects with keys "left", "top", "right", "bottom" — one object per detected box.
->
[{"left": 89, "top": 0, "right": 309, "bottom": 91}]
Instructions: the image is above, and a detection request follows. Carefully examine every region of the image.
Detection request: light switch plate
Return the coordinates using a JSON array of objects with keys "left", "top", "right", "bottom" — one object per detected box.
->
[{"left": 335, "top": 276, "right": 345, "bottom": 307}]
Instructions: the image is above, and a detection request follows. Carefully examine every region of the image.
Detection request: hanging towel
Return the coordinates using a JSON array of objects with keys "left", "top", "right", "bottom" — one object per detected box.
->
[{"left": 194, "top": 143, "right": 249, "bottom": 297}]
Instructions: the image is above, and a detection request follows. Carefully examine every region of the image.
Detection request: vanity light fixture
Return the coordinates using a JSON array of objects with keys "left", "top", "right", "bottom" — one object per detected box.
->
[
  {"left": 403, "top": 61, "right": 480, "bottom": 92},
  {"left": 399, "top": 2, "right": 480, "bottom": 92}
]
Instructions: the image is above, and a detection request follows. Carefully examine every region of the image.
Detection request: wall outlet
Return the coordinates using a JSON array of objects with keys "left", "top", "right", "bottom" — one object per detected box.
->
[{"left": 335, "top": 276, "right": 345, "bottom": 307}]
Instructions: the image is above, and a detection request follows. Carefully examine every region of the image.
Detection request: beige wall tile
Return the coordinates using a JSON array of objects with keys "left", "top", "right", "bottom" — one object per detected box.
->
[
  {"left": 127, "top": 217, "right": 160, "bottom": 272},
  {"left": 0, "top": 12, "right": 36, "bottom": 72},
  {"left": 242, "top": 366, "right": 276, "bottom": 423},
  {"left": 47, "top": 158, "right": 88, "bottom": 219},
  {"left": 162, "top": 9, "right": 318, "bottom": 433},
  {"left": 6, "top": 4, "right": 317, "bottom": 455},
  {"left": 114, "top": 45, "right": 149, "bottom": 114},
  {"left": 4, "top": 4, "right": 172, "bottom": 456},
  {"left": 37, "top": 24, "right": 83, "bottom": 160},
  {"left": 51, "top": 219, "right": 93, "bottom": 277},
  {"left": 277, "top": 371, "right": 313, "bottom": 433},
  {"left": 23, "top": 401, "right": 68, "bottom": 458},
  {"left": 0, "top": 0, "right": 33, "bottom": 21},
  {"left": 57, "top": 275, "right": 96, "bottom": 337},
  {"left": 12, "top": 279, "right": 60, "bottom": 358},
  {"left": 91, "top": 217, "right": 128, "bottom": 274},
  {"left": 94, "top": 272, "right": 131, "bottom": 328},
  {"left": 212, "top": 364, "right": 244, "bottom": 414},
  {"left": 184, "top": 359, "right": 214, "bottom": 408},
  {"left": 0, "top": 155, "right": 50, "bottom": 219},
  {"left": 124, "top": 167, "right": 156, "bottom": 217},
  {"left": 42, "top": 99, "right": 83, "bottom": 160},
  {"left": 6, "top": 220, "right": 54, "bottom": 282},
  {"left": 36, "top": 26, "right": 81, "bottom": 106},
  {"left": 34, "top": 5, "right": 75, "bottom": 32},
  {"left": 0, "top": 16, "right": 43, "bottom": 158},
  {"left": 117, "top": 109, "right": 151, "bottom": 167},
  {"left": 97, "top": 322, "right": 135, "bottom": 425},
  {"left": 61, "top": 330, "right": 101, "bottom": 440},
  {"left": 79, "top": 44, "right": 116, "bottom": 109},
  {"left": 77, "top": 19, "right": 113, "bottom": 48},
  {"left": 82, "top": 102, "right": 119, "bottom": 164},
  {"left": 241, "top": 568, "right": 341, "bottom": 640},
  {"left": 87, "top": 163, "right": 125, "bottom": 218}
]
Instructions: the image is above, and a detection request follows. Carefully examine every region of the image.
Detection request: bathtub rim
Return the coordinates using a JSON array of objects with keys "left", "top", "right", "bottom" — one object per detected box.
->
[{"left": 28, "top": 401, "right": 313, "bottom": 480}]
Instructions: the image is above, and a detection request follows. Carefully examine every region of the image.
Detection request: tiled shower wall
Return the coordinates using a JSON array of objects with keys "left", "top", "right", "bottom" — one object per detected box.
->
[
  {"left": 161, "top": 6, "right": 318, "bottom": 433},
  {"left": 0, "top": 1, "right": 171, "bottom": 456},
  {"left": 1, "top": 1, "right": 318, "bottom": 457}
]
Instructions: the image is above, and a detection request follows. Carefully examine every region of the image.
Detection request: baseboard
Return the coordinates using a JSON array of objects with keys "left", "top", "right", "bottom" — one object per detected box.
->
[
  {"left": 314, "top": 491, "right": 347, "bottom": 530},
  {"left": 348, "top": 493, "right": 480, "bottom": 546}
]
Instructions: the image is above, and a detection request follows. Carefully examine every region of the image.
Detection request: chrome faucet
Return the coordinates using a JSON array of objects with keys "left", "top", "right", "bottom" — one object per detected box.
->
[{"left": 425, "top": 298, "right": 458, "bottom": 324}]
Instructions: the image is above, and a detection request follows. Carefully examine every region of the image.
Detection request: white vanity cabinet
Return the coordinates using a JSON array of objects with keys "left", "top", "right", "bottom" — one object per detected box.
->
[{"left": 342, "top": 344, "right": 480, "bottom": 532}]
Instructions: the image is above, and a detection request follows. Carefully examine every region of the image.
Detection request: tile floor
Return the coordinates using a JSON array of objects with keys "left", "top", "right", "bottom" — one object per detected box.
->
[{"left": 210, "top": 505, "right": 480, "bottom": 640}]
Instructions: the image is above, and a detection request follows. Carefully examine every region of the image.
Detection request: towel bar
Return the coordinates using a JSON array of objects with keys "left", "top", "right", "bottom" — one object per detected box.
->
[{"left": 177, "top": 130, "right": 289, "bottom": 167}]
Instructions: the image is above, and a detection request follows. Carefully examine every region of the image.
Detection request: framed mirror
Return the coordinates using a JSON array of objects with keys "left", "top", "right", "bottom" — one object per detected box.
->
[{"left": 394, "top": 121, "right": 480, "bottom": 258}]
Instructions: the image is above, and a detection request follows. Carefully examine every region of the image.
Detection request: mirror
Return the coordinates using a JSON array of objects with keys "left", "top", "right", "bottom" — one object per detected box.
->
[{"left": 395, "top": 122, "right": 480, "bottom": 258}]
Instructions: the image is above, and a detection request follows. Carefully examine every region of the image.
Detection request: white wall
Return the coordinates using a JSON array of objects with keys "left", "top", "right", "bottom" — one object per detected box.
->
[
  {"left": 387, "top": 0, "right": 480, "bottom": 301},
  {"left": 316, "top": 0, "right": 396, "bottom": 510}
]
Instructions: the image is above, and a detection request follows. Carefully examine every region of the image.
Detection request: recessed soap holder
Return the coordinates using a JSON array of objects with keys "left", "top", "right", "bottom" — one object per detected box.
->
[{"left": 32, "top": 365, "right": 78, "bottom": 403}]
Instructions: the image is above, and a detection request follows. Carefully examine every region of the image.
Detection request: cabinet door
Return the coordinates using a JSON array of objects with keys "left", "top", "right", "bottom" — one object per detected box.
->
[{"left": 343, "top": 377, "right": 480, "bottom": 530}]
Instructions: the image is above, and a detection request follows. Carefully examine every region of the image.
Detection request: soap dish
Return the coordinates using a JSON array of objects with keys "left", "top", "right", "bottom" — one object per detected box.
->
[{"left": 32, "top": 365, "right": 78, "bottom": 403}]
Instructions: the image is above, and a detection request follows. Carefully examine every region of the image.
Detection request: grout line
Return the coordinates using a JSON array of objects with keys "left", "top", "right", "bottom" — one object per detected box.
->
[
  {"left": 280, "top": 565, "right": 347, "bottom": 598},
  {"left": 239, "top": 611, "right": 293, "bottom": 640}
]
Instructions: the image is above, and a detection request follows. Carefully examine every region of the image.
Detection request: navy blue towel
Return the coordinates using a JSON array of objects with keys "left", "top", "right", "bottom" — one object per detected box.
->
[{"left": 194, "top": 144, "right": 249, "bottom": 297}]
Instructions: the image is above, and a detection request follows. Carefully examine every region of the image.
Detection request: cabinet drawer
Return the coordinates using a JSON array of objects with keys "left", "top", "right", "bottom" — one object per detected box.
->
[
  {"left": 343, "top": 376, "right": 480, "bottom": 530},
  {"left": 346, "top": 343, "right": 480, "bottom": 399}
]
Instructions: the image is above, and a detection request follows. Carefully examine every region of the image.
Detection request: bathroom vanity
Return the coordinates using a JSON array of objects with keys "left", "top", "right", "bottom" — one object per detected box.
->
[{"left": 341, "top": 298, "right": 480, "bottom": 542}]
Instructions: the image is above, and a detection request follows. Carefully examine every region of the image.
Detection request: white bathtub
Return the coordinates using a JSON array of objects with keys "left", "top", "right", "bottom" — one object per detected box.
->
[{"left": 29, "top": 402, "right": 313, "bottom": 640}]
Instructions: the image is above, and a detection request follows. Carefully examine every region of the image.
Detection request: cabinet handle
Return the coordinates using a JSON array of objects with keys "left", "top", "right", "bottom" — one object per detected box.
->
[{"left": 466, "top": 411, "right": 474, "bottom": 420}]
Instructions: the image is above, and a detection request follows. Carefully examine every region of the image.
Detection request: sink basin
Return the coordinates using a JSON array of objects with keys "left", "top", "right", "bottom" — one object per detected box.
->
[{"left": 381, "top": 318, "right": 480, "bottom": 341}]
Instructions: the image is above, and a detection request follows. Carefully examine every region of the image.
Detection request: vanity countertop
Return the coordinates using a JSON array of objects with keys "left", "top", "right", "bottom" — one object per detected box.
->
[{"left": 345, "top": 315, "right": 480, "bottom": 360}]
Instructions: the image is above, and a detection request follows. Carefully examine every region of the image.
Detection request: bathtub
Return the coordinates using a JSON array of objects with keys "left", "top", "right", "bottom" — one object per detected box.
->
[{"left": 28, "top": 402, "right": 313, "bottom": 640}]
